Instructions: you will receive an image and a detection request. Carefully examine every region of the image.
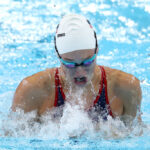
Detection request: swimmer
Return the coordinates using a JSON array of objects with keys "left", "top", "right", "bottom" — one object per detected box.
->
[{"left": 11, "top": 14, "right": 142, "bottom": 124}]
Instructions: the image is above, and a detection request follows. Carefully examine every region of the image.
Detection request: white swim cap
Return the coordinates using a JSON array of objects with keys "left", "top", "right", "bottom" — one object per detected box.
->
[{"left": 55, "top": 14, "right": 96, "bottom": 55}]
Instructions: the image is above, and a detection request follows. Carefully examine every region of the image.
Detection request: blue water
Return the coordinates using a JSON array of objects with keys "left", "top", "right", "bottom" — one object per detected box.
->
[{"left": 0, "top": 0, "right": 150, "bottom": 149}]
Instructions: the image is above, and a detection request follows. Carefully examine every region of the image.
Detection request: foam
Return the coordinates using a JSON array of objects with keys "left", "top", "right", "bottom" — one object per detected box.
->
[{"left": 0, "top": 90, "right": 147, "bottom": 140}]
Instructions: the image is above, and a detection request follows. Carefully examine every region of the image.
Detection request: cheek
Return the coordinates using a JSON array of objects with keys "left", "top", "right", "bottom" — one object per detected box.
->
[
  {"left": 67, "top": 68, "right": 76, "bottom": 77},
  {"left": 62, "top": 65, "right": 74, "bottom": 77}
]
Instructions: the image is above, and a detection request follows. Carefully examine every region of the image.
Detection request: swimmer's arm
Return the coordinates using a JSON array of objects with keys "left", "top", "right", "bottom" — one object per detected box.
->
[
  {"left": 11, "top": 71, "right": 54, "bottom": 114},
  {"left": 113, "top": 72, "right": 142, "bottom": 123}
]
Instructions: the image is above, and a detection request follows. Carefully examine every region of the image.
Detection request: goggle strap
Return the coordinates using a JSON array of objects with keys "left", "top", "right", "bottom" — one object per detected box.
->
[
  {"left": 54, "top": 36, "right": 61, "bottom": 58},
  {"left": 94, "top": 31, "right": 98, "bottom": 53},
  {"left": 87, "top": 19, "right": 98, "bottom": 54}
]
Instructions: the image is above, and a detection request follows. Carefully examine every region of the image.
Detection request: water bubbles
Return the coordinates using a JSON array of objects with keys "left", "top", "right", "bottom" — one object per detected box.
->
[{"left": 0, "top": 98, "right": 145, "bottom": 141}]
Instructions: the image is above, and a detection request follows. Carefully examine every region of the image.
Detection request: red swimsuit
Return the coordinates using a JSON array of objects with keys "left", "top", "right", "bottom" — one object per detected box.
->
[{"left": 54, "top": 66, "right": 113, "bottom": 121}]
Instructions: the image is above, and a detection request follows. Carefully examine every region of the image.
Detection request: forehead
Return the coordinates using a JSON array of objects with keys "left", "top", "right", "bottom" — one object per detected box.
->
[{"left": 61, "top": 49, "right": 95, "bottom": 60}]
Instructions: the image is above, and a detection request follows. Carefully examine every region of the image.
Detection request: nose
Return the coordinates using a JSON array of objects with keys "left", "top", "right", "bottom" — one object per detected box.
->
[{"left": 74, "top": 66, "right": 87, "bottom": 77}]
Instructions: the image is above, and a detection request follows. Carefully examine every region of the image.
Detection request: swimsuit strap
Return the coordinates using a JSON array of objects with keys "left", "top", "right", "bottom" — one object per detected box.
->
[
  {"left": 99, "top": 66, "right": 113, "bottom": 117},
  {"left": 54, "top": 68, "right": 65, "bottom": 107},
  {"left": 92, "top": 66, "right": 104, "bottom": 105}
]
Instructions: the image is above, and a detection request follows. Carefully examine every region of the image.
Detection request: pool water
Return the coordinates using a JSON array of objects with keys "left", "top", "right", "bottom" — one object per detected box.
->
[{"left": 0, "top": 0, "right": 150, "bottom": 149}]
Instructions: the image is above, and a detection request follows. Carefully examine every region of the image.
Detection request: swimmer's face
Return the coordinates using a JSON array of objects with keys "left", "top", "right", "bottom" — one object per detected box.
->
[{"left": 60, "top": 49, "right": 97, "bottom": 86}]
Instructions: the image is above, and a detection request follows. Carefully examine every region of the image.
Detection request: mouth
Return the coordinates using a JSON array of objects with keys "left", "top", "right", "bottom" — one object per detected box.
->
[{"left": 74, "top": 77, "right": 87, "bottom": 85}]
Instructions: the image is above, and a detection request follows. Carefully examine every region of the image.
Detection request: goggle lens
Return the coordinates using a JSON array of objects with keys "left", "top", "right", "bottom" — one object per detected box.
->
[
  {"left": 65, "top": 64, "right": 75, "bottom": 68},
  {"left": 61, "top": 54, "right": 96, "bottom": 68}
]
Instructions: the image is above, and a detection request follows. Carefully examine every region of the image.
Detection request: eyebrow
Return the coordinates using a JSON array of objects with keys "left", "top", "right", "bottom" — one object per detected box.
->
[{"left": 63, "top": 55, "right": 92, "bottom": 61}]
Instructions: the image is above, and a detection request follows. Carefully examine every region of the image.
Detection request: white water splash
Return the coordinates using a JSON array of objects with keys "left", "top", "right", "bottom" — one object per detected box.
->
[{"left": 0, "top": 91, "right": 147, "bottom": 140}]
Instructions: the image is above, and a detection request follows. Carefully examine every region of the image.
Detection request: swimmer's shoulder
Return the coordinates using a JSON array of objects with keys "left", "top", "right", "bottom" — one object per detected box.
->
[
  {"left": 24, "top": 67, "right": 56, "bottom": 86},
  {"left": 103, "top": 66, "right": 140, "bottom": 89},
  {"left": 17, "top": 67, "right": 57, "bottom": 94},
  {"left": 12, "top": 68, "right": 58, "bottom": 113},
  {"left": 103, "top": 66, "right": 142, "bottom": 121}
]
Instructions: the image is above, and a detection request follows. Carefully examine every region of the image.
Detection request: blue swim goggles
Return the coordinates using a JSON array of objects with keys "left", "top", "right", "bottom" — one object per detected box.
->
[{"left": 60, "top": 53, "right": 96, "bottom": 68}]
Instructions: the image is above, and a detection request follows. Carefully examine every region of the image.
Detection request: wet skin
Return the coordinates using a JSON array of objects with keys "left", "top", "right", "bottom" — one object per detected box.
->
[{"left": 11, "top": 49, "right": 142, "bottom": 124}]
